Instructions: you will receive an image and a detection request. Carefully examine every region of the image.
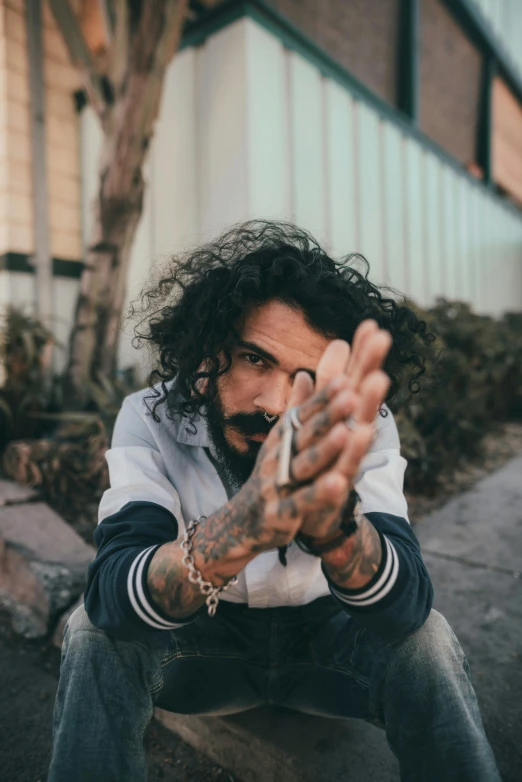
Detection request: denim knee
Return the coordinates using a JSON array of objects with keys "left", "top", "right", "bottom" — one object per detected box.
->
[
  {"left": 64, "top": 603, "right": 96, "bottom": 636},
  {"left": 390, "top": 609, "right": 470, "bottom": 676},
  {"left": 61, "top": 603, "right": 111, "bottom": 655},
  {"left": 378, "top": 608, "right": 474, "bottom": 716}
]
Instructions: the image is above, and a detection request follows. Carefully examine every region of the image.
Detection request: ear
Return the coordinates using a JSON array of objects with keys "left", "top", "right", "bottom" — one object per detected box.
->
[{"left": 195, "top": 358, "right": 211, "bottom": 395}]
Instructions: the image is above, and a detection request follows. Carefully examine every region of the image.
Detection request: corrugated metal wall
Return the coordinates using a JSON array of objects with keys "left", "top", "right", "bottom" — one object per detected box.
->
[
  {"left": 79, "top": 18, "right": 522, "bottom": 370},
  {"left": 471, "top": 0, "right": 522, "bottom": 79}
]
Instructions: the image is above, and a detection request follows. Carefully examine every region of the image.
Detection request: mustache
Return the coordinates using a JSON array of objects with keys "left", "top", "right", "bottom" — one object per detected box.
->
[{"left": 224, "top": 412, "right": 277, "bottom": 436}]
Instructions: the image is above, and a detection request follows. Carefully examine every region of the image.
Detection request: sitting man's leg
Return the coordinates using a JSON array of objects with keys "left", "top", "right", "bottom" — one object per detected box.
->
[
  {"left": 48, "top": 603, "right": 266, "bottom": 782},
  {"left": 278, "top": 604, "right": 501, "bottom": 782}
]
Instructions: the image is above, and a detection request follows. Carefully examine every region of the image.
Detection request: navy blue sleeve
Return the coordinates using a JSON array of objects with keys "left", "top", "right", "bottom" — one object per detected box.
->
[
  {"left": 322, "top": 512, "right": 434, "bottom": 641},
  {"left": 84, "top": 501, "right": 204, "bottom": 641}
]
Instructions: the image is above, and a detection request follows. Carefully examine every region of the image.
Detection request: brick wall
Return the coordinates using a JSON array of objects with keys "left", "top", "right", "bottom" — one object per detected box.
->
[
  {"left": 0, "top": 0, "right": 82, "bottom": 261},
  {"left": 420, "top": 0, "right": 481, "bottom": 166},
  {"left": 266, "top": 0, "right": 400, "bottom": 106}
]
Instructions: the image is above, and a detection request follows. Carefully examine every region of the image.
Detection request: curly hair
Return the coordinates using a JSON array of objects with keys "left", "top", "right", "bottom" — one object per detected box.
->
[{"left": 131, "top": 220, "right": 435, "bottom": 422}]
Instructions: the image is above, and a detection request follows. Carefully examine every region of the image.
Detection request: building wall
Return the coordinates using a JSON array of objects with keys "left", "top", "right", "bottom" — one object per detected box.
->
[
  {"left": 471, "top": 0, "right": 522, "bottom": 79},
  {"left": 266, "top": 0, "right": 401, "bottom": 106},
  {"left": 79, "top": 17, "right": 522, "bottom": 373},
  {"left": 0, "top": 0, "right": 82, "bottom": 370},
  {"left": 420, "top": 0, "right": 482, "bottom": 167},
  {"left": 0, "top": 0, "right": 82, "bottom": 261}
]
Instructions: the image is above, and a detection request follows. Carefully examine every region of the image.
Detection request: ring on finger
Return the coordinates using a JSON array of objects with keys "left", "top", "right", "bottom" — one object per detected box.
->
[
  {"left": 345, "top": 415, "right": 361, "bottom": 432},
  {"left": 289, "top": 406, "right": 303, "bottom": 431},
  {"left": 345, "top": 415, "right": 377, "bottom": 443}
]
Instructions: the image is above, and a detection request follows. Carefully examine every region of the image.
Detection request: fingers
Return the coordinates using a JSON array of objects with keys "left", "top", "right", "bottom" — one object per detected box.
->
[
  {"left": 345, "top": 326, "right": 392, "bottom": 391},
  {"left": 315, "top": 340, "right": 350, "bottom": 392},
  {"left": 270, "top": 370, "right": 315, "bottom": 443},
  {"left": 275, "top": 469, "right": 349, "bottom": 536},
  {"left": 288, "top": 369, "right": 315, "bottom": 408},
  {"left": 335, "top": 421, "right": 375, "bottom": 478},
  {"left": 291, "top": 421, "right": 349, "bottom": 484},
  {"left": 351, "top": 370, "right": 391, "bottom": 427},
  {"left": 342, "top": 320, "right": 378, "bottom": 388},
  {"left": 296, "top": 374, "right": 349, "bottom": 425},
  {"left": 296, "top": 324, "right": 391, "bottom": 429},
  {"left": 295, "top": 387, "right": 357, "bottom": 452}
]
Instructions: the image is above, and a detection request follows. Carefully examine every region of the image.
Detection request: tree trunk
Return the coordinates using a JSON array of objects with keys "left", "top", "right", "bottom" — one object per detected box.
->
[
  {"left": 54, "top": 0, "right": 188, "bottom": 409},
  {"left": 62, "top": 161, "right": 144, "bottom": 406}
]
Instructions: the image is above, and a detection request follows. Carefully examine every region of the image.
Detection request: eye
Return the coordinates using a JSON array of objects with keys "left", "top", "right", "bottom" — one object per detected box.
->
[{"left": 241, "top": 353, "right": 266, "bottom": 368}]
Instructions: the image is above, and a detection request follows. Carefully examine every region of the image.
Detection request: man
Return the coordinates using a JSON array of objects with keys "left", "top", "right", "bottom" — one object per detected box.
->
[{"left": 49, "top": 221, "right": 500, "bottom": 781}]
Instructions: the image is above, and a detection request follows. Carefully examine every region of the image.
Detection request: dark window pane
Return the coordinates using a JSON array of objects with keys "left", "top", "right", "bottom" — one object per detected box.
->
[
  {"left": 420, "top": 0, "right": 482, "bottom": 165},
  {"left": 492, "top": 77, "right": 522, "bottom": 206},
  {"left": 270, "top": 0, "right": 400, "bottom": 106}
]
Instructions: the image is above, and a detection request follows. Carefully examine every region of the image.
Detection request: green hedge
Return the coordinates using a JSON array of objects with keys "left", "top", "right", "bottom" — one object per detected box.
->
[{"left": 389, "top": 299, "right": 522, "bottom": 494}]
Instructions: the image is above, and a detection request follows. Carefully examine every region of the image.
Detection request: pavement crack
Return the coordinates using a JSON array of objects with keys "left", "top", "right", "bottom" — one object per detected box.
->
[{"left": 422, "top": 549, "right": 521, "bottom": 579}]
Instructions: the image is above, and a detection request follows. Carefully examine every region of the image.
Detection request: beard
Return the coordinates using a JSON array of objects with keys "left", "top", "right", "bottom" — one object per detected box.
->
[{"left": 205, "top": 390, "right": 276, "bottom": 489}]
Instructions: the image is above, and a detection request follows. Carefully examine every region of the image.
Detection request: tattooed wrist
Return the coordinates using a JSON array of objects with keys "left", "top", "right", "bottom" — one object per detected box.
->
[
  {"left": 321, "top": 516, "right": 383, "bottom": 590},
  {"left": 147, "top": 541, "right": 207, "bottom": 619},
  {"left": 146, "top": 494, "right": 268, "bottom": 619}
]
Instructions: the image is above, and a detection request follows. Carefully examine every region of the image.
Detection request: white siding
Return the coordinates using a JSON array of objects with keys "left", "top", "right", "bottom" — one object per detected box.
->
[
  {"left": 357, "top": 102, "right": 385, "bottom": 283},
  {"left": 381, "top": 123, "right": 407, "bottom": 294},
  {"left": 245, "top": 22, "right": 291, "bottom": 221},
  {"left": 324, "top": 81, "right": 357, "bottom": 258},
  {"left": 471, "top": 0, "right": 522, "bottom": 81},
  {"left": 150, "top": 47, "right": 199, "bottom": 256},
  {"left": 287, "top": 53, "right": 327, "bottom": 244},
  {"left": 77, "top": 16, "right": 522, "bottom": 370}
]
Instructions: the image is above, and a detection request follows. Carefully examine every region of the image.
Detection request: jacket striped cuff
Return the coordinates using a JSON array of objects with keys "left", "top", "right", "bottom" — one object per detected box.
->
[
  {"left": 324, "top": 530, "right": 401, "bottom": 608},
  {"left": 127, "top": 545, "right": 197, "bottom": 630}
]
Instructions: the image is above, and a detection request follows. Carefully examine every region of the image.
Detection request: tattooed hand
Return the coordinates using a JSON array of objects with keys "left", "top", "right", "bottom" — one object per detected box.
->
[
  {"left": 222, "top": 321, "right": 392, "bottom": 551},
  {"left": 291, "top": 322, "right": 392, "bottom": 539},
  {"left": 147, "top": 321, "right": 392, "bottom": 620}
]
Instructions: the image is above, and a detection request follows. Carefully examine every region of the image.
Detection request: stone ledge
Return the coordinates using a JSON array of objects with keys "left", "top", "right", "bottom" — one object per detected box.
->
[
  {"left": 0, "top": 500, "right": 94, "bottom": 638},
  {"left": 0, "top": 479, "right": 38, "bottom": 506},
  {"left": 155, "top": 707, "right": 399, "bottom": 782}
]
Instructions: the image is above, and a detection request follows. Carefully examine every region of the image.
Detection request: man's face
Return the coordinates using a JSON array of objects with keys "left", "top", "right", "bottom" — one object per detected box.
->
[{"left": 206, "top": 300, "right": 331, "bottom": 485}]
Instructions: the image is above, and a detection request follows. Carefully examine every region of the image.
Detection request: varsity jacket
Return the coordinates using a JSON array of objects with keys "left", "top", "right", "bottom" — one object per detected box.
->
[{"left": 84, "top": 382, "right": 434, "bottom": 641}]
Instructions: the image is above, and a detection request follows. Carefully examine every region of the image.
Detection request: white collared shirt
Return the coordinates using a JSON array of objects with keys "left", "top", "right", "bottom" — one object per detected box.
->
[{"left": 98, "top": 383, "right": 409, "bottom": 611}]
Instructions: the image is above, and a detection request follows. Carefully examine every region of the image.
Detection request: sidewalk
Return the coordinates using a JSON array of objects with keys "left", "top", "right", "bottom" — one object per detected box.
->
[{"left": 157, "top": 455, "right": 522, "bottom": 782}]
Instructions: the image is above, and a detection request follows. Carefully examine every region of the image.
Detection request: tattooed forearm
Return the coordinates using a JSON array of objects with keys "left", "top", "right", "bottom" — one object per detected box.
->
[
  {"left": 146, "top": 491, "right": 268, "bottom": 619},
  {"left": 147, "top": 541, "right": 207, "bottom": 618},
  {"left": 321, "top": 515, "right": 383, "bottom": 590}
]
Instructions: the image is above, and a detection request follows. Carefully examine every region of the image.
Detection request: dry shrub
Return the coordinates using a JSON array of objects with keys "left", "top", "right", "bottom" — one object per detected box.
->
[
  {"left": 390, "top": 299, "right": 522, "bottom": 493},
  {"left": 3, "top": 417, "right": 109, "bottom": 508}
]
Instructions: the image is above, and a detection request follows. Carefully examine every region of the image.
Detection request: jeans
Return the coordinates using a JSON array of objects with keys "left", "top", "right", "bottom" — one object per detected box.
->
[{"left": 48, "top": 598, "right": 501, "bottom": 782}]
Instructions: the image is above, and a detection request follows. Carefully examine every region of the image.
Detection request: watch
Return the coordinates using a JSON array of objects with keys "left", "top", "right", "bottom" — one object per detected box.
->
[{"left": 295, "top": 489, "right": 363, "bottom": 557}]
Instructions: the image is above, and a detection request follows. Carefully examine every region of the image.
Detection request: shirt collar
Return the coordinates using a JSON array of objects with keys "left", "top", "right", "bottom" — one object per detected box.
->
[{"left": 175, "top": 411, "right": 211, "bottom": 448}]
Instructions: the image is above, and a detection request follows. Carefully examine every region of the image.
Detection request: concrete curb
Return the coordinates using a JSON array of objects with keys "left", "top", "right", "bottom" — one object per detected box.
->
[{"left": 155, "top": 706, "right": 397, "bottom": 782}]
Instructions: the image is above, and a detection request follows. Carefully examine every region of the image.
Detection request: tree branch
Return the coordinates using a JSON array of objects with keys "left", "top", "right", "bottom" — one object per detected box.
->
[
  {"left": 47, "top": 0, "right": 109, "bottom": 117},
  {"left": 102, "top": 0, "right": 189, "bottom": 199},
  {"left": 107, "top": 0, "right": 128, "bottom": 92},
  {"left": 98, "top": 0, "right": 116, "bottom": 41}
]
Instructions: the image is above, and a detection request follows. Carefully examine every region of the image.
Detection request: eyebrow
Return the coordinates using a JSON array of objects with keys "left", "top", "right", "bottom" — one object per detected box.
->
[{"left": 237, "top": 340, "right": 316, "bottom": 382}]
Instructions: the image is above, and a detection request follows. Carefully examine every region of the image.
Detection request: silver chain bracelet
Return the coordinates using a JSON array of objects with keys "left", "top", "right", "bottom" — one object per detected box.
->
[{"left": 180, "top": 516, "right": 238, "bottom": 616}]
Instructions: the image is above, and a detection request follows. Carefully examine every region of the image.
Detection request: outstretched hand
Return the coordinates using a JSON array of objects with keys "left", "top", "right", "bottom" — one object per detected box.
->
[
  {"left": 240, "top": 320, "right": 392, "bottom": 553},
  {"left": 285, "top": 320, "right": 392, "bottom": 539}
]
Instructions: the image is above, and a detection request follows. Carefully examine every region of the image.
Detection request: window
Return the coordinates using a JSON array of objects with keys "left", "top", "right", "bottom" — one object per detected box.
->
[
  {"left": 492, "top": 77, "right": 522, "bottom": 206},
  {"left": 270, "top": 0, "right": 401, "bottom": 106},
  {"left": 420, "top": 0, "right": 482, "bottom": 166}
]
